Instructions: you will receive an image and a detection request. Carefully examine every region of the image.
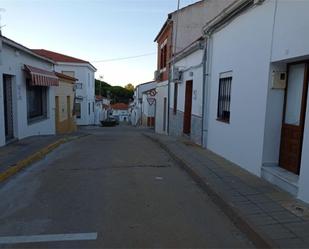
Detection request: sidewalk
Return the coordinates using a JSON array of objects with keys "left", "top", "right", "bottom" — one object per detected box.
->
[
  {"left": 0, "top": 131, "right": 88, "bottom": 183},
  {"left": 143, "top": 132, "right": 309, "bottom": 249}
]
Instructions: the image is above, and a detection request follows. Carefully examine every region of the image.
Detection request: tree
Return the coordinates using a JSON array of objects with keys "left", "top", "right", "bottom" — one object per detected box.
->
[
  {"left": 95, "top": 79, "right": 134, "bottom": 104},
  {"left": 124, "top": 83, "right": 135, "bottom": 92}
]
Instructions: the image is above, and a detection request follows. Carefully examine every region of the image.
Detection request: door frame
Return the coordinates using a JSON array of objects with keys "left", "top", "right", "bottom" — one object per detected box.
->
[
  {"left": 183, "top": 80, "right": 193, "bottom": 134},
  {"left": 3, "top": 74, "right": 15, "bottom": 142},
  {"left": 279, "top": 61, "right": 309, "bottom": 174}
]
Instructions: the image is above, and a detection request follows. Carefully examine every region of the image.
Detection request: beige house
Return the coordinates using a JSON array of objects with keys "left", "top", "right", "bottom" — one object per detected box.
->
[{"left": 54, "top": 72, "right": 77, "bottom": 134}]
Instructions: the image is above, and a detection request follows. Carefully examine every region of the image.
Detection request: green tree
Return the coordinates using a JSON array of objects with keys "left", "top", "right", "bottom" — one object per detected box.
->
[
  {"left": 124, "top": 83, "right": 135, "bottom": 92},
  {"left": 95, "top": 79, "right": 134, "bottom": 104}
]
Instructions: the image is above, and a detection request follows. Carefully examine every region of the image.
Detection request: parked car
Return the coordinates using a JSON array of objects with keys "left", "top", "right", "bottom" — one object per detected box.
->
[{"left": 101, "top": 117, "right": 119, "bottom": 127}]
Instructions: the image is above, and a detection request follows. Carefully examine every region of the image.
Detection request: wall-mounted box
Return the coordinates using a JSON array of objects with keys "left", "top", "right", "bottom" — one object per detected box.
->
[{"left": 272, "top": 71, "right": 287, "bottom": 89}]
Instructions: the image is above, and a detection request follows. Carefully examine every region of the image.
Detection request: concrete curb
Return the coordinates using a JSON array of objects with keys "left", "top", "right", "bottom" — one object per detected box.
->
[
  {"left": 0, "top": 134, "right": 88, "bottom": 183},
  {"left": 143, "top": 133, "right": 275, "bottom": 249}
]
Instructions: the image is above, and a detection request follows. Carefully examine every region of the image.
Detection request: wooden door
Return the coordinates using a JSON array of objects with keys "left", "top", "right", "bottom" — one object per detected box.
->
[
  {"left": 163, "top": 97, "right": 167, "bottom": 131},
  {"left": 183, "top": 80, "right": 193, "bottom": 134},
  {"left": 3, "top": 75, "right": 14, "bottom": 141},
  {"left": 279, "top": 63, "right": 309, "bottom": 174},
  {"left": 55, "top": 96, "right": 60, "bottom": 133},
  {"left": 67, "top": 96, "right": 71, "bottom": 130}
]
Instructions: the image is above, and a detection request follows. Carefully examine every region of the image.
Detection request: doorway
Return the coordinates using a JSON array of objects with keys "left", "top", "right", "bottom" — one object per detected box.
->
[
  {"left": 55, "top": 96, "right": 60, "bottom": 133},
  {"left": 279, "top": 63, "right": 309, "bottom": 175},
  {"left": 3, "top": 75, "right": 14, "bottom": 141},
  {"left": 163, "top": 97, "right": 167, "bottom": 132},
  {"left": 183, "top": 80, "right": 193, "bottom": 134}
]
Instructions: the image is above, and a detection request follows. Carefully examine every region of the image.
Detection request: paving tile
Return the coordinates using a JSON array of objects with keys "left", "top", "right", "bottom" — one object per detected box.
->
[
  {"left": 274, "top": 238, "right": 308, "bottom": 249},
  {"left": 246, "top": 194, "right": 273, "bottom": 204},
  {"left": 247, "top": 213, "right": 278, "bottom": 226},
  {"left": 283, "top": 222, "right": 309, "bottom": 236},
  {"left": 258, "top": 224, "right": 296, "bottom": 240},
  {"left": 257, "top": 202, "right": 287, "bottom": 213},
  {"left": 270, "top": 211, "right": 303, "bottom": 223},
  {"left": 226, "top": 195, "right": 249, "bottom": 204},
  {"left": 236, "top": 203, "right": 264, "bottom": 215}
]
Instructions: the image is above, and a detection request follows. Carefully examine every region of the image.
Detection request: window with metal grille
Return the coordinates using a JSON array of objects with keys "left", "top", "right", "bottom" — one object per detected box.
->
[
  {"left": 75, "top": 103, "right": 81, "bottom": 119},
  {"left": 217, "top": 76, "right": 232, "bottom": 123}
]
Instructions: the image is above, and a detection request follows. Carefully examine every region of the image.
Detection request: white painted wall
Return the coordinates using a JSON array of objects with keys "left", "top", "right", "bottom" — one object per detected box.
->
[
  {"left": 142, "top": 94, "right": 155, "bottom": 117},
  {"left": 112, "top": 109, "right": 129, "bottom": 122},
  {"left": 54, "top": 63, "right": 95, "bottom": 126},
  {"left": 0, "top": 42, "right": 56, "bottom": 146},
  {"left": 271, "top": 0, "right": 309, "bottom": 62},
  {"left": 155, "top": 81, "right": 168, "bottom": 134},
  {"left": 206, "top": 1, "right": 275, "bottom": 176},
  {"left": 262, "top": 63, "right": 285, "bottom": 165},
  {"left": 172, "top": 0, "right": 234, "bottom": 54},
  {"left": 206, "top": 0, "right": 309, "bottom": 203},
  {"left": 172, "top": 49, "right": 204, "bottom": 117}
]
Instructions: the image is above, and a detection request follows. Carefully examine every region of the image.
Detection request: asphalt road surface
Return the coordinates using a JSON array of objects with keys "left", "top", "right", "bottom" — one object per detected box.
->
[{"left": 0, "top": 125, "right": 254, "bottom": 248}]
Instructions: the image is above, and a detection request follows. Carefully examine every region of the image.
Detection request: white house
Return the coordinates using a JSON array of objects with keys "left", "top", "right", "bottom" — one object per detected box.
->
[
  {"left": 0, "top": 35, "right": 58, "bottom": 146},
  {"left": 111, "top": 103, "right": 129, "bottom": 122},
  {"left": 94, "top": 95, "right": 110, "bottom": 125},
  {"left": 169, "top": 37, "right": 205, "bottom": 144},
  {"left": 154, "top": 0, "right": 233, "bottom": 136},
  {"left": 130, "top": 81, "right": 156, "bottom": 127},
  {"left": 202, "top": 0, "right": 309, "bottom": 203},
  {"left": 141, "top": 88, "right": 156, "bottom": 128},
  {"left": 32, "top": 49, "right": 97, "bottom": 126}
]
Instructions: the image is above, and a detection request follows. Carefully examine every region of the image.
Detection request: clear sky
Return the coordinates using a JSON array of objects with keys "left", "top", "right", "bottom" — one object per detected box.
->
[{"left": 0, "top": 0, "right": 198, "bottom": 87}]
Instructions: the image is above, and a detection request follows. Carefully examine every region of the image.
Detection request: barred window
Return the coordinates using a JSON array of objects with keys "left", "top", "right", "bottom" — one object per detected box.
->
[
  {"left": 217, "top": 75, "right": 232, "bottom": 123},
  {"left": 75, "top": 103, "right": 81, "bottom": 119}
]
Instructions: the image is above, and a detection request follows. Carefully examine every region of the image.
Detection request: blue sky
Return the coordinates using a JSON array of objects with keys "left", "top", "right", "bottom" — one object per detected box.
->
[{"left": 0, "top": 0, "right": 198, "bottom": 86}]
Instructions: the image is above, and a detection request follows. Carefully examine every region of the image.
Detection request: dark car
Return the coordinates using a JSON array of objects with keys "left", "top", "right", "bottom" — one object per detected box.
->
[{"left": 100, "top": 117, "right": 119, "bottom": 127}]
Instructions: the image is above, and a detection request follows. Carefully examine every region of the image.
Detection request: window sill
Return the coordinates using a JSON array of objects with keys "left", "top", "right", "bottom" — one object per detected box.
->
[
  {"left": 28, "top": 116, "right": 48, "bottom": 125},
  {"left": 216, "top": 118, "right": 230, "bottom": 124}
]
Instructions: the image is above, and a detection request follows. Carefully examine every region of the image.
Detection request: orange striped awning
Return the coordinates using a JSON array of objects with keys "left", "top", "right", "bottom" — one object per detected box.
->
[{"left": 24, "top": 65, "right": 59, "bottom": 86}]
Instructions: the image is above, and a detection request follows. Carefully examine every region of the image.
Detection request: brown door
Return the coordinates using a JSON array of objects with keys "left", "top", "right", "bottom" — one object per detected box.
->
[
  {"left": 3, "top": 75, "right": 14, "bottom": 141},
  {"left": 279, "top": 63, "right": 309, "bottom": 174},
  {"left": 183, "top": 80, "right": 193, "bottom": 134},
  {"left": 55, "top": 96, "right": 60, "bottom": 133},
  {"left": 163, "top": 97, "right": 167, "bottom": 131},
  {"left": 67, "top": 96, "right": 71, "bottom": 130}
]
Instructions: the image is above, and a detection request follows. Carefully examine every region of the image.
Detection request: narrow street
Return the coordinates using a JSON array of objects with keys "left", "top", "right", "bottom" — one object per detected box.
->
[{"left": 0, "top": 126, "right": 254, "bottom": 248}]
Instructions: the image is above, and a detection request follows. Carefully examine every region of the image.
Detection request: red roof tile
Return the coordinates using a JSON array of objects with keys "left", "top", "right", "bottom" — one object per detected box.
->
[
  {"left": 55, "top": 72, "right": 77, "bottom": 82},
  {"left": 31, "top": 49, "right": 97, "bottom": 71}
]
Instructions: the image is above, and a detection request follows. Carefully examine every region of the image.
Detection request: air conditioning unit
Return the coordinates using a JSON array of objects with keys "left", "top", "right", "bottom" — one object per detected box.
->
[
  {"left": 272, "top": 71, "right": 287, "bottom": 89},
  {"left": 154, "top": 70, "right": 162, "bottom": 81},
  {"left": 172, "top": 67, "right": 182, "bottom": 82}
]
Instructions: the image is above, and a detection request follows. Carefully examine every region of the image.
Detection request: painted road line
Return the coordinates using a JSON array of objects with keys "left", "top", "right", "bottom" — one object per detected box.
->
[{"left": 0, "top": 232, "right": 98, "bottom": 244}]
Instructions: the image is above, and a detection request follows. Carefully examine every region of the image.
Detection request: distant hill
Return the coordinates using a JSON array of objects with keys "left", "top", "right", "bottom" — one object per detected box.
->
[{"left": 95, "top": 79, "right": 133, "bottom": 104}]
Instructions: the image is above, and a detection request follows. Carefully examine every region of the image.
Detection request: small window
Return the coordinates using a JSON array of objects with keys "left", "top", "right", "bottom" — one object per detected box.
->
[
  {"left": 217, "top": 74, "right": 232, "bottom": 123},
  {"left": 26, "top": 80, "right": 47, "bottom": 122},
  {"left": 173, "top": 83, "right": 178, "bottom": 115},
  {"left": 88, "top": 103, "right": 90, "bottom": 115},
  {"left": 75, "top": 82, "right": 83, "bottom": 89},
  {"left": 75, "top": 103, "right": 81, "bottom": 118},
  {"left": 92, "top": 102, "right": 94, "bottom": 112},
  {"left": 160, "top": 43, "right": 167, "bottom": 70}
]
